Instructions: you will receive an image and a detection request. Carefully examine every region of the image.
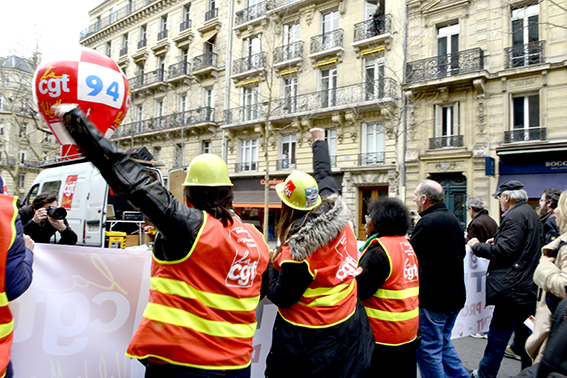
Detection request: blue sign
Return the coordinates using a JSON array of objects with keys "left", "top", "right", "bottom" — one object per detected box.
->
[{"left": 485, "top": 157, "right": 495, "bottom": 176}]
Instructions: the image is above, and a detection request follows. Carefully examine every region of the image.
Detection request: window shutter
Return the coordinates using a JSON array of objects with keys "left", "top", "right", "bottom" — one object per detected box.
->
[
  {"left": 434, "top": 105, "right": 442, "bottom": 137},
  {"left": 453, "top": 102, "right": 460, "bottom": 135}
]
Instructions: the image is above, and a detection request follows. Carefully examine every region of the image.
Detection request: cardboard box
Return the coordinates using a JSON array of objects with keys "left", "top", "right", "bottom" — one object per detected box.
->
[{"left": 125, "top": 235, "right": 139, "bottom": 248}]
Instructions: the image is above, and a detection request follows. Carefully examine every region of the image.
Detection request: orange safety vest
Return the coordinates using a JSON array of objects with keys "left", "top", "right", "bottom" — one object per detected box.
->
[
  {"left": 0, "top": 195, "right": 17, "bottom": 377},
  {"left": 273, "top": 226, "right": 359, "bottom": 328},
  {"left": 126, "top": 212, "right": 269, "bottom": 370},
  {"left": 360, "top": 235, "right": 419, "bottom": 346}
]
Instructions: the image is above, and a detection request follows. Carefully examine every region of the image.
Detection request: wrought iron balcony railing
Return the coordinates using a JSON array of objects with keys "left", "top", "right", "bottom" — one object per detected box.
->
[
  {"left": 310, "top": 29, "right": 344, "bottom": 54},
  {"left": 429, "top": 135, "right": 464, "bottom": 149},
  {"left": 168, "top": 61, "right": 191, "bottom": 79},
  {"left": 273, "top": 41, "right": 304, "bottom": 65},
  {"left": 138, "top": 39, "right": 147, "bottom": 49},
  {"left": 358, "top": 152, "right": 385, "bottom": 165},
  {"left": 276, "top": 157, "right": 296, "bottom": 170},
  {"left": 235, "top": 1, "right": 267, "bottom": 25},
  {"left": 0, "top": 157, "right": 41, "bottom": 168},
  {"left": 505, "top": 41, "right": 545, "bottom": 69},
  {"left": 406, "top": 47, "right": 484, "bottom": 84},
  {"left": 224, "top": 78, "right": 399, "bottom": 124},
  {"left": 353, "top": 14, "right": 392, "bottom": 42},
  {"left": 180, "top": 19, "right": 192, "bottom": 31},
  {"left": 235, "top": 161, "right": 258, "bottom": 172},
  {"left": 80, "top": 0, "right": 155, "bottom": 39},
  {"left": 112, "top": 107, "right": 215, "bottom": 139},
  {"left": 119, "top": 46, "right": 128, "bottom": 56},
  {"left": 129, "top": 69, "right": 165, "bottom": 90},
  {"left": 205, "top": 8, "right": 219, "bottom": 22},
  {"left": 193, "top": 52, "right": 218, "bottom": 71},
  {"left": 504, "top": 127, "right": 546, "bottom": 143},
  {"left": 157, "top": 29, "right": 168, "bottom": 41},
  {"left": 266, "top": 0, "right": 303, "bottom": 9},
  {"left": 233, "top": 52, "right": 267, "bottom": 75}
]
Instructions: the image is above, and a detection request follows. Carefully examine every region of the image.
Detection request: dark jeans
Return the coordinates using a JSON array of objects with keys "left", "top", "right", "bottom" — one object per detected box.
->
[
  {"left": 144, "top": 361, "right": 251, "bottom": 378},
  {"left": 477, "top": 303, "right": 534, "bottom": 378}
]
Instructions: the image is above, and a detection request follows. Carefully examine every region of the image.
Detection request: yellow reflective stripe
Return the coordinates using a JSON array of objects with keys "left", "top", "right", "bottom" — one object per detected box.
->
[
  {"left": 374, "top": 286, "right": 419, "bottom": 300},
  {"left": 303, "top": 282, "right": 350, "bottom": 298},
  {"left": 8, "top": 197, "right": 17, "bottom": 252},
  {"left": 299, "top": 280, "right": 355, "bottom": 307},
  {"left": 124, "top": 352, "right": 252, "bottom": 370},
  {"left": 0, "top": 293, "right": 8, "bottom": 307},
  {"left": 279, "top": 305, "right": 357, "bottom": 329},
  {"left": 0, "top": 319, "right": 14, "bottom": 339},
  {"left": 151, "top": 277, "right": 259, "bottom": 312},
  {"left": 365, "top": 307, "right": 419, "bottom": 322},
  {"left": 143, "top": 302, "right": 256, "bottom": 338}
]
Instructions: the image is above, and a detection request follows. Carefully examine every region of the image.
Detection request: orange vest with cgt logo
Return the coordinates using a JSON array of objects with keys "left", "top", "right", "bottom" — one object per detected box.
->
[{"left": 126, "top": 212, "right": 269, "bottom": 370}]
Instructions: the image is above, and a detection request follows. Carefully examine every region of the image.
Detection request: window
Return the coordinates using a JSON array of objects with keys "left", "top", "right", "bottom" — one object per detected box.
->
[
  {"left": 512, "top": 94, "right": 540, "bottom": 142},
  {"left": 110, "top": 6, "right": 117, "bottom": 23},
  {"left": 43, "top": 133, "right": 51, "bottom": 142},
  {"left": 106, "top": 41, "right": 112, "bottom": 57},
  {"left": 19, "top": 123, "right": 27, "bottom": 138},
  {"left": 243, "top": 35, "right": 262, "bottom": 70},
  {"left": 135, "top": 105, "right": 143, "bottom": 133},
  {"left": 153, "top": 146, "right": 162, "bottom": 162},
  {"left": 322, "top": 10, "right": 339, "bottom": 34},
  {"left": 18, "top": 173, "right": 25, "bottom": 189},
  {"left": 136, "top": 62, "right": 144, "bottom": 76},
  {"left": 174, "top": 144, "right": 184, "bottom": 167},
  {"left": 161, "top": 15, "right": 168, "bottom": 32},
  {"left": 434, "top": 103, "right": 460, "bottom": 147},
  {"left": 511, "top": 4, "right": 540, "bottom": 67},
  {"left": 282, "top": 75, "right": 298, "bottom": 113},
  {"left": 437, "top": 24, "right": 459, "bottom": 76},
  {"left": 3, "top": 73, "right": 9, "bottom": 87},
  {"left": 141, "top": 25, "right": 147, "bottom": 41},
  {"left": 201, "top": 140, "right": 211, "bottom": 154},
  {"left": 365, "top": 57, "right": 385, "bottom": 100},
  {"left": 0, "top": 96, "right": 4, "bottom": 110},
  {"left": 180, "top": 47, "right": 189, "bottom": 62},
  {"left": 154, "top": 100, "right": 164, "bottom": 128},
  {"left": 283, "top": 22, "right": 300, "bottom": 46},
  {"left": 362, "top": 123, "right": 385, "bottom": 164},
  {"left": 325, "top": 128, "right": 337, "bottom": 166},
  {"left": 19, "top": 150, "right": 26, "bottom": 165},
  {"left": 239, "top": 139, "right": 258, "bottom": 172},
  {"left": 241, "top": 86, "right": 259, "bottom": 121},
  {"left": 122, "top": 33, "right": 128, "bottom": 54},
  {"left": 203, "top": 87, "right": 214, "bottom": 108},
  {"left": 183, "top": 4, "right": 191, "bottom": 22},
  {"left": 0, "top": 122, "right": 3, "bottom": 135},
  {"left": 280, "top": 134, "right": 296, "bottom": 169},
  {"left": 320, "top": 68, "right": 337, "bottom": 108},
  {"left": 209, "top": 0, "right": 216, "bottom": 12},
  {"left": 179, "top": 94, "right": 187, "bottom": 112}
]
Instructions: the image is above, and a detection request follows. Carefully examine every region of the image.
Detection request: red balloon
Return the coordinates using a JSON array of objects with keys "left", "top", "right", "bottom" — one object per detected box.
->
[{"left": 33, "top": 47, "right": 130, "bottom": 160}]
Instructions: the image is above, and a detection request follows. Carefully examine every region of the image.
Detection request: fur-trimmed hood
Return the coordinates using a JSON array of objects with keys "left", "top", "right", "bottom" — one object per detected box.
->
[{"left": 286, "top": 194, "right": 351, "bottom": 261}]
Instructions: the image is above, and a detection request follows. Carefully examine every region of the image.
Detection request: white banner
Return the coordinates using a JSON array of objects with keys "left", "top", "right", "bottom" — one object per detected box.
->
[{"left": 9, "top": 243, "right": 491, "bottom": 377}]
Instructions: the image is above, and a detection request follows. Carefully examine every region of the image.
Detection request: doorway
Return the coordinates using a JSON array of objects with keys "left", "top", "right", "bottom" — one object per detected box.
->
[{"left": 358, "top": 186, "right": 388, "bottom": 240}]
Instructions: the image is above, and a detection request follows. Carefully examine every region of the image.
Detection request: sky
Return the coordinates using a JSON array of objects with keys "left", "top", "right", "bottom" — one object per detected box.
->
[{"left": 0, "top": 0, "right": 105, "bottom": 58}]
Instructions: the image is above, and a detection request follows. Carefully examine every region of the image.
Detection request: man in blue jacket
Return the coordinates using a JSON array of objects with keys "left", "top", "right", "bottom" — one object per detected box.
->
[{"left": 468, "top": 180, "right": 542, "bottom": 378}]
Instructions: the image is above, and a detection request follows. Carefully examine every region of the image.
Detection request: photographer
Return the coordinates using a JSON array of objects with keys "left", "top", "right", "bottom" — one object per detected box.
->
[{"left": 20, "top": 193, "right": 77, "bottom": 245}]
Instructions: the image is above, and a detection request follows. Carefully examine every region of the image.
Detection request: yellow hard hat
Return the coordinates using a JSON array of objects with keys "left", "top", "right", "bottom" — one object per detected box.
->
[
  {"left": 275, "top": 170, "right": 322, "bottom": 211},
  {"left": 183, "top": 154, "right": 233, "bottom": 187}
]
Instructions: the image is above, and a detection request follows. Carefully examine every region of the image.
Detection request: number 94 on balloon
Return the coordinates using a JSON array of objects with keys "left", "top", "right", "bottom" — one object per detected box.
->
[{"left": 77, "top": 62, "right": 126, "bottom": 110}]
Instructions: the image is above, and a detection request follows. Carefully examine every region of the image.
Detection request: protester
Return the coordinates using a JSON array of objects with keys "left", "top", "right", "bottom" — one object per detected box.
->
[
  {"left": 266, "top": 128, "right": 374, "bottom": 378},
  {"left": 525, "top": 190, "right": 567, "bottom": 362},
  {"left": 54, "top": 104, "right": 270, "bottom": 378},
  {"left": 19, "top": 193, "right": 77, "bottom": 245},
  {"left": 358, "top": 196, "right": 419, "bottom": 378},
  {"left": 468, "top": 180, "right": 542, "bottom": 378},
  {"left": 539, "top": 188, "right": 561, "bottom": 245},
  {"left": 370, "top": 4, "right": 382, "bottom": 35},
  {"left": 410, "top": 180, "right": 469, "bottom": 378},
  {"left": 514, "top": 297, "right": 567, "bottom": 378},
  {"left": 0, "top": 178, "right": 35, "bottom": 378},
  {"left": 465, "top": 196, "right": 498, "bottom": 243}
]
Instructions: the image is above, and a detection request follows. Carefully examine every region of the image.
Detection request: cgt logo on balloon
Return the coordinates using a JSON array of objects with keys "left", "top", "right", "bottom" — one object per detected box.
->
[{"left": 32, "top": 47, "right": 130, "bottom": 160}]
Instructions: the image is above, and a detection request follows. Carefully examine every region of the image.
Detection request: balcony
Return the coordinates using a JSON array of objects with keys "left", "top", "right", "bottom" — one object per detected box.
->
[
  {"left": 168, "top": 61, "right": 192, "bottom": 85},
  {"left": 505, "top": 41, "right": 545, "bottom": 69},
  {"left": 180, "top": 19, "right": 192, "bottom": 32},
  {"left": 352, "top": 14, "right": 393, "bottom": 55},
  {"left": 273, "top": 41, "right": 304, "bottom": 69},
  {"left": 173, "top": 20, "right": 194, "bottom": 48},
  {"left": 205, "top": 8, "right": 218, "bottom": 22},
  {"left": 157, "top": 29, "right": 168, "bottom": 41},
  {"left": 358, "top": 152, "right": 385, "bottom": 165},
  {"left": 406, "top": 48, "right": 485, "bottom": 85},
  {"left": 429, "top": 135, "right": 464, "bottom": 149},
  {"left": 112, "top": 107, "right": 216, "bottom": 139},
  {"left": 235, "top": 162, "right": 258, "bottom": 173},
  {"left": 223, "top": 78, "right": 399, "bottom": 126},
  {"left": 504, "top": 127, "right": 546, "bottom": 143},
  {"left": 309, "top": 29, "right": 344, "bottom": 61},
  {"left": 232, "top": 52, "right": 267, "bottom": 78},
  {"left": 129, "top": 69, "right": 166, "bottom": 92},
  {"left": 80, "top": 0, "right": 153, "bottom": 40},
  {"left": 276, "top": 157, "right": 296, "bottom": 170},
  {"left": 235, "top": 1, "right": 267, "bottom": 27},
  {"left": 119, "top": 46, "right": 128, "bottom": 57},
  {"left": 137, "top": 39, "right": 147, "bottom": 49},
  {"left": 192, "top": 52, "right": 219, "bottom": 79}
]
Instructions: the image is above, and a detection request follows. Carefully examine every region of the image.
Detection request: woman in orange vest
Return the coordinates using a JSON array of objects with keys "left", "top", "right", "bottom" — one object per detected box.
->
[
  {"left": 54, "top": 104, "right": 270, "bottom": 378},
  {"left": 358, "top": 196, "right": 420, "bottom": 378},
  {"left": 266, "top": 128, "right": 374, "bottom": 378}
]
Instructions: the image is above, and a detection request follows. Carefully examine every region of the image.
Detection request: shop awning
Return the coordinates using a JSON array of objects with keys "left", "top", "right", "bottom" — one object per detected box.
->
[
  {"left": 496, "top": 173, "right": 567, "bottom": 198},
  {"left": 232, "top": 191, "right": 282, "bottom": 209},
  {"left": 194, "top": 31, "right": 218, "bottom": 46}
]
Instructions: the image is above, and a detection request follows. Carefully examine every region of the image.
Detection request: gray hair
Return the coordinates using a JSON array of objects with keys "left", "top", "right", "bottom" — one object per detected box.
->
[
  {"left": 419, "top": 180, "right": 445, "bottom": 204},
  {"left": 501, "top": 189, "right": 528, "bottom": 203},
  {"left": 466, "top": 196, "right": 484, "bottom": 211}
]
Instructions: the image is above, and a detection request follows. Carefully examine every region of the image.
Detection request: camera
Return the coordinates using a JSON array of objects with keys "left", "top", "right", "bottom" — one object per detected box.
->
[{"left": 46, "top": 206, "right": 67, "bottom": 220}]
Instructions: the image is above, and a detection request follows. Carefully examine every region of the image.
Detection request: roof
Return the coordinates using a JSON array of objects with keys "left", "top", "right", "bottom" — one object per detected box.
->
[{"left": 1, "top": 56, "right": 34, "bottom": 73}]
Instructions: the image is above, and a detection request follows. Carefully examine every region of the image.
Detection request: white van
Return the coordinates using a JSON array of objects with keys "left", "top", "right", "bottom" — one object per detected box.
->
[{"left": 22, "top": 158, "right": 163, "bottom": 247}]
